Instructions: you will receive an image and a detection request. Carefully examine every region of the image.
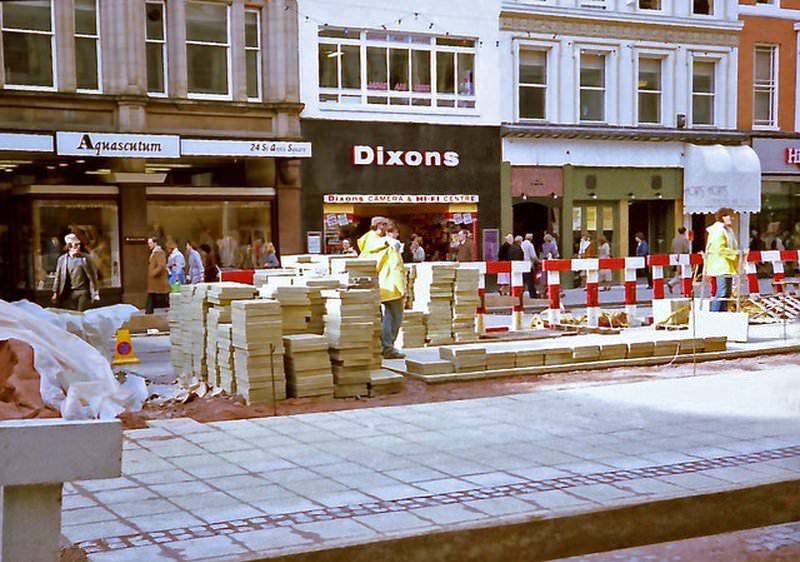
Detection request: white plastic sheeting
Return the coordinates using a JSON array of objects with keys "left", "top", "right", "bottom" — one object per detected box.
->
[
  {"left": 683, "top": 144, "right": 762, "bottom": 214},
  {"left": 1, "top": 299, "right": 144, "bottom": 419}
]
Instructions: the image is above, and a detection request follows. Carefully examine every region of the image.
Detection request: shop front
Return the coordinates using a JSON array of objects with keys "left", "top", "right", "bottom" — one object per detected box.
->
[
  {"left": 750, "top": 138, "right": 800, "bottom": 251},
  {"left": 301, "top": 120, "right": 501, "bottom": 260},
  {"left": 0, "top": 132, "right": 310, "bottom": 306}
]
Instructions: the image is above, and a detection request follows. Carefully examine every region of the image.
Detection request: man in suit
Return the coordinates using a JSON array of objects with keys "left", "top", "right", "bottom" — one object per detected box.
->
[
  {"left": 51, "top": 233, "right": 100, "bottom": 311},
  {"left": 146, "top": 236, "right": 170, "bottom": 314}
]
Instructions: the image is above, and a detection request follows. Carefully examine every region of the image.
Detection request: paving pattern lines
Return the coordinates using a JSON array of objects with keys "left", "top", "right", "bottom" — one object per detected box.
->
[{"left": 72, "top": 445, "right": 800, "bottom": 556}]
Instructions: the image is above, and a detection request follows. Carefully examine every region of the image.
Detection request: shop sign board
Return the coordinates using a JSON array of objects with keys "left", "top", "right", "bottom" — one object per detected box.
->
[
  {"left": 57, "top": 132, "right": 180, "bottom": 158},
  {"left": 0, "top": 133, "right": 53, "bottom": 153},
  {"left": 181, "top": 139, "right": 312, "bottom": 158},
  {"left": 323, "top": 194, "right": 478, "bottom": 204},
  {"left": 752, "top": 138, "right": 800, "bottom": 174},
  {"left": 352, "top": 145, "right": 459, "bottom": 167}
]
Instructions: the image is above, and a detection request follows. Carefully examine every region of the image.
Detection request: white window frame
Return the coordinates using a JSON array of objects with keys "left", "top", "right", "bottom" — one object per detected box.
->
[
  {"left": 577, "top": 49, "right": 610, "bottom": 124},
  {"left": 186, "top": 1, "right": 232, "bottom": 101},
  {"left": 515, "top": 40, "right": 556, "bottom": 123},
  {"left": 316, "top": 28, "right": 478, "bottom": 115},
  {"left": 0, "top": 0, "right": 57, "bottom": 91},
  {"left": 689, "top": 55, "right": 720, "bottom": 128},
  {"left": 75, "top": 0, "right": 102, "bottom": 93},
  {"left": 145, "top": 0, "right": 168, "bottom": 97},
  {"left": 753, "top": 44, "right": 778, "bottom": 130},
  {"left": 580, "top": 0, "right": 608, "bottom": 9},
  {"left": 244, "top": 8, "right": 262, "bottom": 101},
  {"left": 636, "top": 55, "right": 664, "bottom": 126}
]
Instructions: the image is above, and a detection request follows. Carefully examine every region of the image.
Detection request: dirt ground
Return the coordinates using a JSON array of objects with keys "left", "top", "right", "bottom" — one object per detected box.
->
[{"left": 118, "top": 352, "right": 800, "bottom": 430}]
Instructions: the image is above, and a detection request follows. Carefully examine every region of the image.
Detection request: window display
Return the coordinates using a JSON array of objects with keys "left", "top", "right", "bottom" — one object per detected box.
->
[
  {"left": 147, "top": 200, "right": 272, "bottom": 270},
  {"left": 32, "top": 200, "right": 120, "bottom": 290}
]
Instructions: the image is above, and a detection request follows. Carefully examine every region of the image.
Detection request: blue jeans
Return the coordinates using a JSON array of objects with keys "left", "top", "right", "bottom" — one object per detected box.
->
[
  {"left": 711, "top": 275, "right": 733, "bottom": 312},
  {"left": 381, "top": 299, "right": 404, "bottom": 352}
]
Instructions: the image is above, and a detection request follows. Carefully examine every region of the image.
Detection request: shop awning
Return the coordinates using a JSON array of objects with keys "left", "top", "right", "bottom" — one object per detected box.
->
[{"left": 683, "top": 144, "right": 761, "bottom": 214}]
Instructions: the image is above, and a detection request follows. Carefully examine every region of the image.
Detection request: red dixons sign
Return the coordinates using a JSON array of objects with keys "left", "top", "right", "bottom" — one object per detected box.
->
[{"left": 352, "top": 145, "right": 459, "bottom": 168}]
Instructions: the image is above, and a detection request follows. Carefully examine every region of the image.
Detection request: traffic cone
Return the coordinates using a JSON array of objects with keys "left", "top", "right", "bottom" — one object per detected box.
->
[{"left": 112, "top": 328, "right": 140, "bottom": 366}]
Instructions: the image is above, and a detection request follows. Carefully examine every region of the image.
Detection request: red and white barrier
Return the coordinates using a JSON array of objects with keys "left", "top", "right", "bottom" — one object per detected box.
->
[
  {"left": 464, "top": 261, "right": 527, "bottom": 332},
  {"left": 747, "top": 250, "right": 800, "bottom": 294}
]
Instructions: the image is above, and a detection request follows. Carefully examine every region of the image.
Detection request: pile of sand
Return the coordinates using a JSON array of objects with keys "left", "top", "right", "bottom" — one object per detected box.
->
[{"left": 0, "top": 339, "right": 59, "bottom": 420}]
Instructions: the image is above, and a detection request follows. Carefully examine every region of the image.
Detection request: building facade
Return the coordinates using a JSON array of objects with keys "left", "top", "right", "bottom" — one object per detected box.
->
[
  {"left": 0, "top": 0, "right": 305, "bottom": 306},
  {"left": 499, "top": 0, "right": 758, "bottom": 261},
  {"left": 737, "top": 0, "right": 800, "bottom": 251},
  {"left": 296, "top": 0, "right": 503, "bottom": 259}
]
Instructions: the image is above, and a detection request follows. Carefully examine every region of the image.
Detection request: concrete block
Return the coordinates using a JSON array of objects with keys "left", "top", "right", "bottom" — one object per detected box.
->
[
  {"left": 542, "top": 348, "right": 573, "bottom": 365},
  {"left": 627, "top": 342, "right": 655, "bottom": 359},
  {"left": 678, "top": 339, "right": 705, "bottom": 354},
  {"left": 653, "top": 340, "right": 681, "bottom": 357},
  {"left": 599, "top": 343, "right": 628, "bottom": 361},
  {"left": 703, "top": 336, "right": 727, "bottom": 353},
  {"left": 405, "top": 359, "right": 454, "bottom": 376},
  {"left": 572, "top": 345, "right": 601, "bottom": 362},
  {"left": 690, "top": 310, "right": 749, "bottom": 343},
  {"left": 0, "top": 420, "right": 122, "bottom": 486},
  {"left": 515, "top": 350, "right": 544, "bottom": 368},
  {"left": 652, "top": 298, "right": 690, "bottom": 325}
]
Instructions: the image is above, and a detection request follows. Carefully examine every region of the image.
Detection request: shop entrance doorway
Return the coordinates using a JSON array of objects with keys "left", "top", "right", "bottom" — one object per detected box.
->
[
  {"left": 513, "top": 201, "right": 553, "bottom": 249},
  {"left": 628, "top": 200, "right": 673, "bottom": 256}
]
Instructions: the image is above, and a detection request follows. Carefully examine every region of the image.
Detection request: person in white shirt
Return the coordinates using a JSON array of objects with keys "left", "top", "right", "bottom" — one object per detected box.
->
[
  {"left": 521, "top": 233, "right": 539, "bottom": 298},
  {"left": 410, "top": 236, "right": 425, "bottom": 263}
]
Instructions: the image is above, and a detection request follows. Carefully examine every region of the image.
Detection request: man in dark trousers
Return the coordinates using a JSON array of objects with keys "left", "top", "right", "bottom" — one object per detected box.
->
[
  {"left": 635, "top": 232, "right": 651, "bottom": 289},
  {"left": 52, "top": 233, "right": 100, "bottom": 311}
]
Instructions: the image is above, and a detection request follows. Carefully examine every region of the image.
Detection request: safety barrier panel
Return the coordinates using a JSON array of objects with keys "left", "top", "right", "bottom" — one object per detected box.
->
[
  {"left": 746, "top": 250, "right": 800, "bottom": 295},
  {"left": 461, "top": 261, "right": 528, "bottom": 332},
  {"left": 647, "top": 254, "right": 704, "bottom": 299}
]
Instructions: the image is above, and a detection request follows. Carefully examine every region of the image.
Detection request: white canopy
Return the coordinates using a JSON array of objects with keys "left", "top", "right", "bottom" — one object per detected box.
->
[{"left": 683, "top": 144, "right": 761, "bottom": 214}]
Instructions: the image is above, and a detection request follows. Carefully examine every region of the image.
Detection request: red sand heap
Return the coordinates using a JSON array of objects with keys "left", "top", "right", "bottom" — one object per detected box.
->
[{"left": 0, "top": 339, "right": 59, "bottom": 420}]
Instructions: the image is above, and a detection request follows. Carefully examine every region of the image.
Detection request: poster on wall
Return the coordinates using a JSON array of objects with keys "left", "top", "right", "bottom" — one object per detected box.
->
[
  {"left": 483, "top": 229, "right": 499, "bottom": 261},
  {"left": 452, "top": 213, "right": 463, "bottom": 225},
  {"left": 307, "top": 231, "right": 322, "bottom": 254},
  {"left": 572, "top": 207, "right": 583, "bottom": 231},
  {"left": 463, "top": 213, "right": 473, "bottom": 225}
]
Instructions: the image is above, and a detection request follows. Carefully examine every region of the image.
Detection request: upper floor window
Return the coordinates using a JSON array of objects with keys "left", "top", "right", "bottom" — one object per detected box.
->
[
  {"left": 318, "top": 29, "right": 477, "bottom": 110},
  {"left": 579, "top": 53, "right": 605, "bottom": 122},
  {"left": 693, "top": 0, "right": 713, "bottom": 15},
  {"left": 1, "top": 0, "right": 54, "bottom": 89},
  {"left": 518, "top": 50, "right": 547, "bottom": 120},
  {"left": 186, "top": 1, "right": 230, "bottom": 98},
  {"left": 753, "top": 45, "right": 777, "bottom": 128},
  {"left": 245, "top": 9, "right": 261, "bottom": 101},
  {"left": 755, "top": 0, "right": 776, "bottom": 4},
  {"left": 638, "top": 58, "right": 661, "bottom": 124},
  {"left": 75, "top": 0, "right": 100, "bottom": 91},
  {"left": 638, "top": 0, "right": 661, "bottom": 10},
  {"left": 580, "top": 0, "right": 608, "bottom": 9},
  {"left": 145, "top": 0, "right": 167, "bottom": 95},
  {"left": 691, "top": 60, "right": 715, "bottom": 126}
]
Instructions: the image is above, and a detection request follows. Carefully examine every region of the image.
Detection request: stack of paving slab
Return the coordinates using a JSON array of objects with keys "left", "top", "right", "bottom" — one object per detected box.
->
[
  {"left": 323, "top": 288, "right": 374, "bottom": 398},
  {"left": 368, "top": 369, "right": 405, "bottom": 396},
  {"left": 276, "top": 286, "right": 312, "bottom": 335},
  {"left": 301, "top": 278, "right": 342, "bottom": 335},
  {"left": 231, "top": 299, "right": 285, "bottom": 405},
  {"left": 439, "top": 346, "right": 486, "bottom": 372},
  {"left": 257, "top": 274, "right": 295, "bottom": 299},
  {"left": 283, "top": 334, "right": 334, "bottom": 398},
  {"left": 452, "top": 267, "right": 480, "bottom": 343},
  {"left": 252, "top": 269, "right": 295, "bottom": 289},
  {"left": 205, "top": 303, "right": 232, "bottom": 387},
  {"left": 396, "top": 310, "right": 426, "bottom": 349},
  {"left": 332, "top": 258, "right": 378, "bottom": 285},
  {"left": 216, "top": 323, "right": 235, "bottom": 393},
  {"left": 486, "top": 349, "right": 516, "bottom": 371},
  {"left": 187, "top": 283, "right": 211, "bottom": 380},
  {"left": 404, "top": 264, "right": 416, "bottom": 309},
  {"left": 413, "top": 263, "right": 457, "bottom": 346},
  {"left": 168, "top": 290, "right": 191, "bottom": 376}
]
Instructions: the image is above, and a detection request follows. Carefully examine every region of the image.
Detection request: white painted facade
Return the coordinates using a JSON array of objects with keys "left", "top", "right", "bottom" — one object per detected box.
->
[
  {"left": 499, "top": 1, "right": 742, "bottom": 129},
  {"left": 296, "top": 0, "right": 502, "bottom": 125}
]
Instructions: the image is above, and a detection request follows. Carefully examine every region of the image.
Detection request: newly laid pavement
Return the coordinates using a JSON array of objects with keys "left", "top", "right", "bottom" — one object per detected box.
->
[{"left": 63, "top": 362, "right": 800, "bottom": 561}]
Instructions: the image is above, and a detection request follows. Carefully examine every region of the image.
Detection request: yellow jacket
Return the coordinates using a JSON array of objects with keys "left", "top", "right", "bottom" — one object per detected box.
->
[
  {"left": 704, "top": 222, "right": 738, "bottom": 276},
  {"left": 356, "top": 231, "right": 405, "bottom": 302}
]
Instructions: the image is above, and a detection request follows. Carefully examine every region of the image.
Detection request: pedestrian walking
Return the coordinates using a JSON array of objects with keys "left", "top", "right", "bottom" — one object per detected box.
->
[
  {"left": 200, "top": 243, "right": 219, "bottom": 282},
  {"left": 705, "top": 207, "right": 739, "bottom": 312},
  {"left": 667, "top": 227, "right": 690, "bottom": 294},
  {"left": 340, "top": 239, "right": 357, "bottom": 255},
  {"left": 259, "top": 242, "right": 280, "bottom": 269},
  {"left": 166, "top": 240, "right": 186, "bottom": 286},
  {"left": 497, "top": 234, "right": 513, "bottom": 295},
  {"left": 521, "top": 233, "right": 539, "bottom": 298},
  {"left": 146, "top": 236, "right": 170, "bottom": 314},
  {"left": 455, "top": 229, "right": 474, "bottom": 262},
  {"left": 634, "top": 232, "right": 651, "bottom": 289},
  {"left": 186, "top": 241, "right": 204, "bottom": 284},
  {"left": 51, "top": 233, "right": 100, "bottom": 311},
  {"left": 411, "top": 235, "right": 426, "bottom": 263},
  {"left": 577, "top": 232, "right": 596, "bottom": 287},
  {"left": 541, "top": 233, "right": 560, "bottom": 260},
  {"left": 597, "top": 235, "right": 611, "bottom": 291}
]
